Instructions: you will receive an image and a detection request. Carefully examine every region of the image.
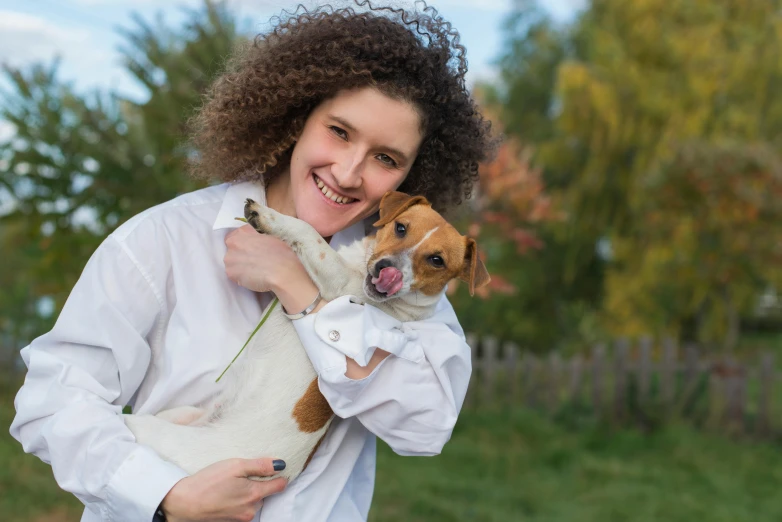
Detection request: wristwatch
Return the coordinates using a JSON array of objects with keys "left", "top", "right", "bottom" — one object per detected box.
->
[{"left": 153, "top": 505, "right": 166, "bottom": 522}]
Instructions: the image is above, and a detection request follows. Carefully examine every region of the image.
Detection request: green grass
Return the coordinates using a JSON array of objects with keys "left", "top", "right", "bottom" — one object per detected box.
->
[
  {"left": 4, "top": 379, "right": 782, "bottom": 522},
  {"left": 370, "top": 409, "right": 782, "bottom": 522}
]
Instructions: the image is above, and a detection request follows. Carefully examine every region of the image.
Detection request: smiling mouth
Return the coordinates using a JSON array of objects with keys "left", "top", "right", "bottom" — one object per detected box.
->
[{"left": 313, "top": 174, "right": 357, "bottom": 205}]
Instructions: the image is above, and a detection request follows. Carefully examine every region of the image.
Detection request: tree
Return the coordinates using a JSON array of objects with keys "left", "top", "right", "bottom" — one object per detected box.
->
[
  {"left": 0, "top": 1, "right": 241, "bottom": 356},
  {"left": 604, "top": 142, "right": 782, "bottom": 350},
  {"left": 448, "top": 94, "right": 603, "bottom": 351},
  {"left": 496, "top": 0, "right": 782, "bottom": 347}
]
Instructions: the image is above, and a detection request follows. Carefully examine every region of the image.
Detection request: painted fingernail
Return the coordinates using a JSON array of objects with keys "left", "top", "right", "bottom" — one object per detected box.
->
[{"left": 273, "top": 459, "right": 286, "bottom": 471}]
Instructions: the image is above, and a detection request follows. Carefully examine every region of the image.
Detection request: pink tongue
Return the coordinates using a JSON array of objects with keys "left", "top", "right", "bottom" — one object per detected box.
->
[{"left": 371, "top": 267, "right": 403, "bottom": 296}]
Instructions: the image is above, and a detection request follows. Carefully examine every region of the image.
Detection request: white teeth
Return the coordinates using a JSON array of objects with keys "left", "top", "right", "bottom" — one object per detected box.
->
[{"left": 314, "top": 175, "right": 355, "bottom": 204}]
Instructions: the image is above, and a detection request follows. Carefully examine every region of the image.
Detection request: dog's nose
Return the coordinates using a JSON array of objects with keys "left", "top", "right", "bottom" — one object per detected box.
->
[{"left": 374, "top": 258, "right": 394, "bottom": 277}]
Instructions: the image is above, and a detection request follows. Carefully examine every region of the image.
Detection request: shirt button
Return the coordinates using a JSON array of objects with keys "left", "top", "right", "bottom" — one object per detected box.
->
[{"left": 329, "top": 330, "right": 341, "bottom": 342}]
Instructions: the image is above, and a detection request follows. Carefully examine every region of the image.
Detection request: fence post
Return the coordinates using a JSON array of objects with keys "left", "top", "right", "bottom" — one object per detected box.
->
[
  {"left": 638, "top": 336, "right": 653, "bottom": 405},
  {"left": 548, "top": 352, "right": 562, "bottom": 414},
  {"left": 465, "top": 334, "right": 479, "bottom": 409},
  {"left": 661, "top": 337, "right": 677, "bottom": 413},
  {"left": 482, "top": 337, "right": 499, "bottom": 408},
  {"left": 504, "top": 342, "right": 519, "bottom": 408},
  {"left": 592, "top": 344, "right": 606, "bottom": 418},
  {"left": 706, "top": 358, "right": 725, "bottom": 431},
  {"left": 723, "top": 356, "right": 746, "bottom": 435},
  {"left": 522, "top": 353, "right": 539, "bottom": 408},
  {"left": 567, "top": 354, "right": 584, "bottom": 404},
  {"left": 758, "top": 352, "right": 775, "bottom": 436},
  {"left": 614, "top": 338, "right": 629, "bottom": 422},
  {"left": 677, "top": 343, "right": 700, "bottom": 416}
]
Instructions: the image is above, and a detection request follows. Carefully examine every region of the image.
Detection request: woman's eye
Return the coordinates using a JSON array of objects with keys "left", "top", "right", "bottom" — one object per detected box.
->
[
  {"left": 395, "top": 222, "right": 406, "bottom": 238},
  {"left": 330, "top": 126, "right": 348, "bottom": 140},
  {"left": 377, "top": 154, "right": 398, "bottom": 168},
  {"left": 428, "top": 255, "right": 445, "bottom": 268}
]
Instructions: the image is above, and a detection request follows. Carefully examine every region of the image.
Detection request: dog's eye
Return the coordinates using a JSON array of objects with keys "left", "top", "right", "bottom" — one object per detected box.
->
[
  {"left": 395, "top": 222, "right": 406, "bottom": 238},
  {"left": 428, "top": 255, "right": 445, "bottom": 268}
]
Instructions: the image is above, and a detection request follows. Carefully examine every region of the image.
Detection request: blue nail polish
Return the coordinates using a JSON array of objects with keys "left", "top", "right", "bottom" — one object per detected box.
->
[{"left": 273, "top": 459, "right": 286, "bottom": 471}]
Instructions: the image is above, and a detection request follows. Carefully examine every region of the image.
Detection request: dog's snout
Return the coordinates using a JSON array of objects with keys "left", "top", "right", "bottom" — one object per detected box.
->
[{"left": 374, "top": 258, "right": 394, "bottom": 276}]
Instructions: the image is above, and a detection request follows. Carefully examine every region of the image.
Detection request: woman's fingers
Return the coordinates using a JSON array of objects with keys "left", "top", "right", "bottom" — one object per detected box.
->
[
  {"left": 238, "top": 457, "right": 286, "bottom": 477},
  {"left": 251, "top": 476, "right": 288, "bottom": 501}
]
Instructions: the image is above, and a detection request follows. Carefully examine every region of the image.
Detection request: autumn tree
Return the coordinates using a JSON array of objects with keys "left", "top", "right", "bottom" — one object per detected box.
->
[{"left": 497, "top": 0, "right": 782, "bottom": 348}]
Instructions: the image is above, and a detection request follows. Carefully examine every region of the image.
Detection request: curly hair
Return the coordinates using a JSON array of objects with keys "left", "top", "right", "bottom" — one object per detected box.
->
[{"left": 188, "top": 0, "right": 496, "bottom": 213}]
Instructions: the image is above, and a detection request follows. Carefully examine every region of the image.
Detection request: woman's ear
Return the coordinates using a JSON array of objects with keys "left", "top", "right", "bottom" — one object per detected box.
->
[{"left": 372, "top": 191, "right": 431, "bottom": 227}]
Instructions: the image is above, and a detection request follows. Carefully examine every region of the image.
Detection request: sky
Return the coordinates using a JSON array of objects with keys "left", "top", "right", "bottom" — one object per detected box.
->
[{"left": 0, "top": 0, "right": 585, "bottom": 106}]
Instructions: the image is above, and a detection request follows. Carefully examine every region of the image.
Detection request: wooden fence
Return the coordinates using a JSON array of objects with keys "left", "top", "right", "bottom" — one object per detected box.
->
[{"left": 465, "top": 335, "right": 779, "bottom": 437}]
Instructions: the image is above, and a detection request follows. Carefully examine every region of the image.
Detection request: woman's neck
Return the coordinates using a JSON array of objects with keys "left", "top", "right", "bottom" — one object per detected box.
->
[{"left": 265, "top": 171, "right": 296, "bottom": 217}]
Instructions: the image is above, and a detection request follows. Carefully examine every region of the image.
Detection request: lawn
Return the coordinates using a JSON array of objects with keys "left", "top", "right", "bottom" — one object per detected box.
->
[{"left": 4, "top": 380, "right": 782, "bottom": 521}]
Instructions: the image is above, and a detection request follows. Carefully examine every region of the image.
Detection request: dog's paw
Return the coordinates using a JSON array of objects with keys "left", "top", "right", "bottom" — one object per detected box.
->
[{"left": 244, "top": 198, "right": 280, "bottom": 234}]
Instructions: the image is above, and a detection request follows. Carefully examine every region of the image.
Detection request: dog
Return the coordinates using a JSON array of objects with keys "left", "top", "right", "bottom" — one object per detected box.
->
[{"left": 124, "top": 191, "right": 490, "bottom": 483}]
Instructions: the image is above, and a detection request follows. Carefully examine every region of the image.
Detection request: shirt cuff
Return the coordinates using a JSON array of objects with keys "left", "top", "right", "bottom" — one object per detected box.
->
[
  {"left": 293, "top": 295, "right": 424, "bottom": 368},
  {"left": 105, "top": 445, "right": 189, "bottom": 522}
]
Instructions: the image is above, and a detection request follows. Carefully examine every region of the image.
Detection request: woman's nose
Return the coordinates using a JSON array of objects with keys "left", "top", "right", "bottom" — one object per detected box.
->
[{"left": 332, "top": 155, "right": 364, "bottom": 190}]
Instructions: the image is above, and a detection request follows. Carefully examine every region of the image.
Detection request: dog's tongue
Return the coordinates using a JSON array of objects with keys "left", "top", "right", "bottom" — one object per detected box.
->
[{"left": 371, "top": 267, "right": 404, "bottom": 296}]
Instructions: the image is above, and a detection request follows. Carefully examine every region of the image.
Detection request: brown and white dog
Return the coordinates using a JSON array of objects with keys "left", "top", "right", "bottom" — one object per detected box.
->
[{"left": 124, "top": 191, "right": 490, "bottom": 482}]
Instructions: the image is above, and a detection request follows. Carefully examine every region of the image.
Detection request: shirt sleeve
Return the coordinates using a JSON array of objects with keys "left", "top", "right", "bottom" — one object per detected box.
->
[
  {"left": 292, "top": 294, "right": 471, "bottom": 456},
  {"left": 9, "top": 236, "right": 188, "bottom": 521}
]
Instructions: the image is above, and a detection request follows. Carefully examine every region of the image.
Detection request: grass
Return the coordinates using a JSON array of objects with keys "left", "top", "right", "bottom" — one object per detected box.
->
[
  {"left": 4, "top": 378, "right": 782, "bottom": 522},
  {"left": 370, "top": 408, "right": 782, "bottom": 522}
]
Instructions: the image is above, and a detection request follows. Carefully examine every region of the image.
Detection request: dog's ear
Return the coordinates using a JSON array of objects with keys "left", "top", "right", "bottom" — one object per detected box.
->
[
  {"left": 373, "top": 191, "right": 431, "bottom": 227},
  {"left": 459, "top": 237, "right": 491, "bottom": 296}
]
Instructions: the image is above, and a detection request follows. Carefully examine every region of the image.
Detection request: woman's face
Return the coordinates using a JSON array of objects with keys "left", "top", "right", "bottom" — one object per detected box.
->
[{"left": 285, "top": 87, "right": 424, "bottom": 238}]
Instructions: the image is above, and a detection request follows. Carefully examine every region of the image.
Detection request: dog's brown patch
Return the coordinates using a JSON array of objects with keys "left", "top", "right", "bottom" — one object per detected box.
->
[
  {"left": 292, "top": 378, "right": 333, "bottom": 433},
  {"left": 320, "top": 252, "right": 326, "bottom": 260},
  {"left": 302, "top": 433, "right": 327, "bottom": 472}
]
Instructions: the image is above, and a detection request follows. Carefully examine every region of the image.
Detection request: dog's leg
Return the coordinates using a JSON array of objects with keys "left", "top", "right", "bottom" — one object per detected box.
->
[{"left": 244, "top": 199, "right": 354, "bottom": 300}]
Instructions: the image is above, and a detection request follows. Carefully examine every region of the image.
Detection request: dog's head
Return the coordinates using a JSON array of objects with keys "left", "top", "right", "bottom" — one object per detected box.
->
[{"left": 364, "top": 191, "right": 490, "bottom": 304}]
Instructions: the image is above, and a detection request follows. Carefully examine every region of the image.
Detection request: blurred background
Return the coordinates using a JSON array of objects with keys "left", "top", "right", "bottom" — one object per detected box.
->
[{"left": 3, "top": 0, "right": 782, "bottom": 520}]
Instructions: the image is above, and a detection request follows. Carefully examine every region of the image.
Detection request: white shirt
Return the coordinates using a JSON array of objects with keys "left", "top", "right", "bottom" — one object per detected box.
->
[{"left": 10, "top": 182, "right": 471, "bottom": 522}]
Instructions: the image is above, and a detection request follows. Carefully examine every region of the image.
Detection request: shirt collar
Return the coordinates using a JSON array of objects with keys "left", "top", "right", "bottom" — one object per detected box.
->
[
  {"left": 212, "top": 180, "right": 371, "bottom": 246},
  {"left": 213, "top": 181, "right": 267, "bottom": 230}
]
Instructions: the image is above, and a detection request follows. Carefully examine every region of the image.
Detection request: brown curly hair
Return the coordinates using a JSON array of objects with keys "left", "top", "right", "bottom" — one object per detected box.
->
[{"left": 188, "top": 0, "right": 496, "bottom": 213}]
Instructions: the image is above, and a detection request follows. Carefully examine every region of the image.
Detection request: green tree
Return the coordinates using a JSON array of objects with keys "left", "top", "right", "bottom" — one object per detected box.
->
[
  {"left": 0, "top": 1, "right": 241, "bottom": 358},
  {"left": 496, "top": 0, "right": 782, "bottom": 348}
]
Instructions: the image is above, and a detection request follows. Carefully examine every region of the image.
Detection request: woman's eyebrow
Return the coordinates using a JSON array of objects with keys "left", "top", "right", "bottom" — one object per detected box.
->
[{"left": 328, "top": 114, "right": 411, "bottom": 165}]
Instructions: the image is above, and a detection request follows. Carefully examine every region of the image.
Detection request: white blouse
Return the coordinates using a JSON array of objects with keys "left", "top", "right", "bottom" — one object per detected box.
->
[{"left": 9, "top": 181, "right": 471, "bottom": 522}]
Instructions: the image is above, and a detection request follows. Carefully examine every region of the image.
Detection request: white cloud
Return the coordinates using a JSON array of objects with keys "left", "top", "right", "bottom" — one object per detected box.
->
[
  {"left": 0, "top": 10, "right": 137, "bottom": 98},
  {"left": 0, "top": 11, "right": 95, "bottom": 67}
]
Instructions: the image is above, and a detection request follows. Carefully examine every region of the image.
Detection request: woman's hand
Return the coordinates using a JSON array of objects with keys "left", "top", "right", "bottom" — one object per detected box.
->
[
  {"left": 161, "top": 458, "right": 287, "bottom": 522},
  {"left": 224, "top": 225, "right": 304, "bottom": 294},
  {"left": 224, "top": 225, "right": 326, "bottom": 314}
]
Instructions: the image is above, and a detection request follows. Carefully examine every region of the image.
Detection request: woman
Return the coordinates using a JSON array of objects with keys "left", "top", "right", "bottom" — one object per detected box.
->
[{"left": 10, "top": 2, "right": 495, "bottom": 521}]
